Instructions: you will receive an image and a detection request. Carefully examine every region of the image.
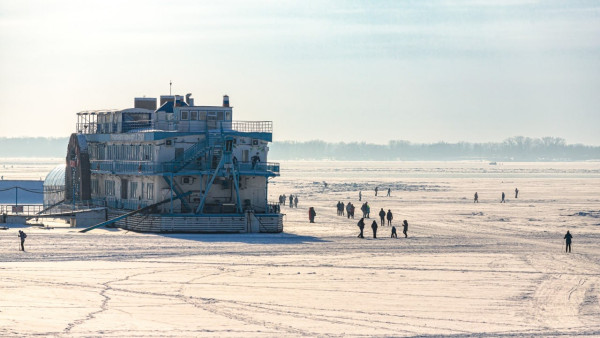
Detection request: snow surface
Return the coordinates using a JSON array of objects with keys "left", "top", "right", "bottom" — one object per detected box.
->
[{"left": 1, "top": 160, "right": 599, "bottom": 337}]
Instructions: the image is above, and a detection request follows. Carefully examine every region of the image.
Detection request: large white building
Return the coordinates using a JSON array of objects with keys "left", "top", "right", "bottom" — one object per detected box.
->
[{"left": 64, "top": 93, "right": 282, "bottom": 233}]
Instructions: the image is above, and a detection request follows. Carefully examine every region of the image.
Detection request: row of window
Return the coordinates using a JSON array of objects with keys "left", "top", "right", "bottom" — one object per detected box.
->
[
  {"left": 92, "top": 179, "right": 154, "bottom": 200},
  {"left": 89, "top": 144, "right": 154, "bottom": 161},
  {"left": 180, "top": 111, "right": 231, "bottom": 121}
]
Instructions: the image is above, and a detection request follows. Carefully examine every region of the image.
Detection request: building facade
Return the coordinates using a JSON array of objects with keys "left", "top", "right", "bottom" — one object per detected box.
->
[{"left": 65, "top": 93, "right": 282, "bottom": 233}]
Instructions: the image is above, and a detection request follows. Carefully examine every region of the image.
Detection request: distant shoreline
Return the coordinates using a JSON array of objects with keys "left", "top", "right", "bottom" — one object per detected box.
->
[{"left": 2, "top": 136, "right": 599, "bottom": 161}]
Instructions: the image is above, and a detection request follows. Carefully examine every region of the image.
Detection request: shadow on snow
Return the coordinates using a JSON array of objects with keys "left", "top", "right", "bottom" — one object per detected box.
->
[{"left": 159, "top": 232, "right": 328, "bottom": 245}]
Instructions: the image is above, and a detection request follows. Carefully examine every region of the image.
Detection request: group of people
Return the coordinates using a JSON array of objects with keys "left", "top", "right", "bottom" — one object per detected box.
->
[
  {"left": 359, "top": 187, "right": 392, "bottom": 201},
  {"left": 336, "top": 201, "right": 348, "bottom": 216},
  {"left": 378, "top": 208, "right": 393, "bottom": 226},
  {"left": 474, "top": 188, "right": 519, "bottom": 203},
  {"left": 335, "top": 201, "right": 358, "bottom": 219},
  {"left": 357, "top": 218, "right": 408, "bottom": 239},
  {"left": 279, "top": 194, "right": 298, "bottom": 208},
  {"left": 373, "top": 187, "right": 392, "bottom": 197},
  {"left": 360, "top": 202, "right": 370, "bottom": 218},
  {"left": 336, "top": 201, "right": 371, "bottom": 219},
  {"left": 334, "top": 199, "right": 407, "bottom": 240}
]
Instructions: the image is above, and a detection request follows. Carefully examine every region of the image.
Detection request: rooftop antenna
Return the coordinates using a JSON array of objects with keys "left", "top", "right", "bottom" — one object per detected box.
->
[{"left": 169, "top": 80, "right": 172, "bottom": 95}]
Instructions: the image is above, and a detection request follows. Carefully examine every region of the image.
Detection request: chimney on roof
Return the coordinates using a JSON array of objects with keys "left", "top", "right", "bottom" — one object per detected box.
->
[
  {"left": 134, "top": 97, "right": 157, "bottom": 110},
  {"left": 223, "top": 95, "right": 230, "bottom": 107},
  {"left": 186, "top": 93, "right": 194, "bottom": 106}
]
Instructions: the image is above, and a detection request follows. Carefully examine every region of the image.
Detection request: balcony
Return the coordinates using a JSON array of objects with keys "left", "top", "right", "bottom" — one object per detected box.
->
[
  {"left": 77, "top": 118, "right": 272, "bottom": 135},
  {"left": 91, "top": 197, "right": 149, "bottom": 211},
  {"left": 231, "top": 121, "right": 272, "bottom": 133},
  {"left": 90, "top": 160, "right": 280, "bottom": 176}
]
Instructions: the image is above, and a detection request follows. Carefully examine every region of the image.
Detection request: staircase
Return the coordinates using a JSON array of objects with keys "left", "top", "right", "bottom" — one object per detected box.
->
[
  {"left": 162, "top": 175, "right": 193, "bottom": 213},
  {"left": 164, "top": 139, "right": 207, "bottom": 173}
]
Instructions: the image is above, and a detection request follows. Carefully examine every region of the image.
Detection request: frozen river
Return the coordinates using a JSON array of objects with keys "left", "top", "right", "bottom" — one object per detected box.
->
[{"left": 1, "top": 160, "right": 599, "bottom": 336}]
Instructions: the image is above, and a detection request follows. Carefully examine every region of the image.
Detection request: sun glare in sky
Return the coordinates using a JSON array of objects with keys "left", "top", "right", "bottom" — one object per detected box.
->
[{"left": 0, "top": 0, "right": 599, "bottom": 144}]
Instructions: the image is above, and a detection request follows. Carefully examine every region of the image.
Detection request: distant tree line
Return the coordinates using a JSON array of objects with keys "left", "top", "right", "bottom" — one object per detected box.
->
[
  {"left": 270, "top": 137, "right": 600, "bottom": 161},
  {"left": 1, "top": 136, "right": 598, "bottom": 161},
  {"left": 0, "top": 137, "right": 69, "bottom": 158}
]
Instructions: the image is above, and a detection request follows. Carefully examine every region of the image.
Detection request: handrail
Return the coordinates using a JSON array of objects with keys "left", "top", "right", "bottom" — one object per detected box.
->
[
  {"left": 90, "top": 159, "right": 280, "bottom": 176},
  {"left": 76, "top": 120, "right": 272, "bottom": 134}
]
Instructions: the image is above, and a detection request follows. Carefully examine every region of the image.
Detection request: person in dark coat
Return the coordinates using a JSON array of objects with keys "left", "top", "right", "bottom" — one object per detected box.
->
[
  {"left": 387, "top": 188, "right": 391, "bottom": 196},
  {"left": 18, "top": 230, "right": 27, "bottom": 251},
  {"left": 402, "top": 220, "right": 408, "bottom": 238},
  {"left": 515, "top": 188, "right": 519, "bottom": 198},
  {"left": 251, "top": 152, "right": 261, "bottom": 169},
  {"left": 294, "top": 196, "right": 298, "bottom": 208},
  {"left": 371, "top": 220, "right": 378, "bottom": 238},
  {"left": 379, "top": 208, "right": 386, "bottom": 226},
  {"left": 308, "top": 207, "right": 316, "bottom": 223},
  {"left": 501, "top": 192, "right": 505, "bottom": 203},
  {"left": 391, "top": 225, "right": 397, "bottom": 238},
  {"left": 289, "top": 194, "right": 294, "bottom": 207},
  {"left": 474, "top": 192, "right": 478, "bottom": 203},
  {"left": 375, "top": 187, "right": 378, "bottom": 196},
  {"left": 359, "top": 191, "right": 362, "bottom": 201},
  {"left": 357, "top": 218, "right": 365, "bottom": 238},
  {"left": 564, "top": 230, "right": 573, "bottom": 253},
  {"left": 386, "top": 209, "right": 393, "bottom": 226}
]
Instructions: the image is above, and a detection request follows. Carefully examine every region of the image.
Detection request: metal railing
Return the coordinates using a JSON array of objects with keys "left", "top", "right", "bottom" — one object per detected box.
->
[
  {"left": 90, "top": 160, "right": 280, "bottom": 175},
  {"left": 77, "top": 120, "right": 272, "bottom": 134},
  {"left": 90, "top": 198, "right": 148, "bottom": 210},
  {"left": 236, "top": 162, "right": 280, "bottom": 174},
  {"left": 231, "top": 121, "right": 272, "bottom": 133},
  {"left": 0, "top": 204, "right": 44, "bottom": 215}
]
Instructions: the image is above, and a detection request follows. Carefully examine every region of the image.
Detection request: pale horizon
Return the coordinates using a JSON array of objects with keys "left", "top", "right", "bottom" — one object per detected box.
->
[{"left": 1, "top": 0, "right": 599, "bottom": 145}]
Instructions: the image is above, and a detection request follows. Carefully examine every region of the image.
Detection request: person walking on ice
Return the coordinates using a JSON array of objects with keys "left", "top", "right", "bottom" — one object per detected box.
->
[
  {"left": 391, "top": 225, "right": 397, "bottom": 238},
  {"left": 375, "top": 187, "right": 378, "bottom": 196},
  {"left": 501, "top": 192, "right": 505, "bottom": 203},
  {"left": 359, "top": 191, "right": 362, "bottom": 201},
  {"left": 564, "top": 230, "right": 573, "bottom": 253},
  {"left": 474, "top": 192, "right": 478, "bottom": 203},
  {"left": 18, "top": 230, "right": 27, "bottom": 251},
  {"left": 357, "top": 218, "right": 365, "bottom": 238},
  {"left": 379, "top": 208, "right": 386, "bottom": 226},
  {"left": 515, "top": 188, "right": 519, "bottom": 198},
  {"left": 308, "top": 207, "right": 316, "bottom": 223},
  {"left": 371, "top": 220, "right": 378, "bottom": 238},
  {"left": 386, "top": 209, "right": 393, "bottom": 226},
  {"left": 402, "top": 220, "right": 408, "bottom": 238},
  {"left": 387, "top": 188, "right": 391, "bottom": 196}
]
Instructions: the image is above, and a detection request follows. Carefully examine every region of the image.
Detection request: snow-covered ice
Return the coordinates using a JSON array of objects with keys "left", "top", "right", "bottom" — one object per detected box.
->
[{"left": 1, "top": 160, "right": 599, "bottom": 336}]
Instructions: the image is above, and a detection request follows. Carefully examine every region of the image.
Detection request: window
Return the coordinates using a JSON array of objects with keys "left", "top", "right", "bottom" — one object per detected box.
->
[
  {"left": 217, "top": 111, "right": 224, "bottom": 120},
  {"left": 191, "top": 111, "right": 198, "bottom": 120},
  {"left": 146, "top": 183, "right": 154, "bottom": 200},
  {"left": 91, "top": 179, "right": 99, "bottom": 194},
  {"left": 142, "top": 144, "right": 153, "bottom": 160},
  {"left": 130, "top": 182, "right": 138, "bottom": 199},
  {"left": 225, "top": 112, "right": 231, "bottom": 120},
  {"left": 181, "top": 111, "right": 189, "bottom": 120},
  {"left": 199, "top": 112, "right": 206, "bottom": 120},
  {"left": 105, "top": 180, "right": 115, "bottom": 196}
]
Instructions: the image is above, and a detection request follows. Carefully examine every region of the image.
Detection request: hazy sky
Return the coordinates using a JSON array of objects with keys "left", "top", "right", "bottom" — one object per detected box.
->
[{"left": 1, "top": 0, "right": 599, "bottom": 145}]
